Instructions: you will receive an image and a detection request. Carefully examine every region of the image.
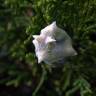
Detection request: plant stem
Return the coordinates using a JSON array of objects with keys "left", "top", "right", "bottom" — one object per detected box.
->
[{"left": 32, "top": 65, "right": 47, "bottom": 96}]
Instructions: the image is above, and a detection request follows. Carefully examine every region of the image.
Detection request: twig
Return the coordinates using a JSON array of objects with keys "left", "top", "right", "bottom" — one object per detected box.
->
[{"left": 32, "top": 65, "right": 47, "bottom": 96}]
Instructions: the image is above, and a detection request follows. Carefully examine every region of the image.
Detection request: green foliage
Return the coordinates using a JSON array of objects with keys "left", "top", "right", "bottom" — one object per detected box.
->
[{"left": 0, "top": 0, "right": 96, "bottom": 96}]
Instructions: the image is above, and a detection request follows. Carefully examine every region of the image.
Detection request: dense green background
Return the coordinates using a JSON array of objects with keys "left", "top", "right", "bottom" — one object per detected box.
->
[{"left": 0, "top": 0, "right": 96, "bottom": 96}]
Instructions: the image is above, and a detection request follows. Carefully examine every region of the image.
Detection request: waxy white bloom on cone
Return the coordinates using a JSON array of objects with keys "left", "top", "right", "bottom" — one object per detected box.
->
[{"left": 32, "top": 21, "right": 77, "bottom": 65}]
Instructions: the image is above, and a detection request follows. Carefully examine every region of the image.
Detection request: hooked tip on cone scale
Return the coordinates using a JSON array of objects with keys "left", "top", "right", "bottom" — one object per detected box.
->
[
  {"left": 33, "top": 35, "right": 40, "bottom": 39},
  {"left": 37, "top": 52, "right": 45, "bottom": 63},
  {"left": 51, "top": 21, "right": 57, "bottom": 28},
  {"left": 74, "top": 51, "right": 78, "bottom": 55},
  {"left": 45, "top": 36, "right": 56, "bottom": 44},
  {"left": 33, "top": 35, "right": 44, "bottom": 42},
  {"left": 52, "top": 21, "right": 56, "bottom": 25}
]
